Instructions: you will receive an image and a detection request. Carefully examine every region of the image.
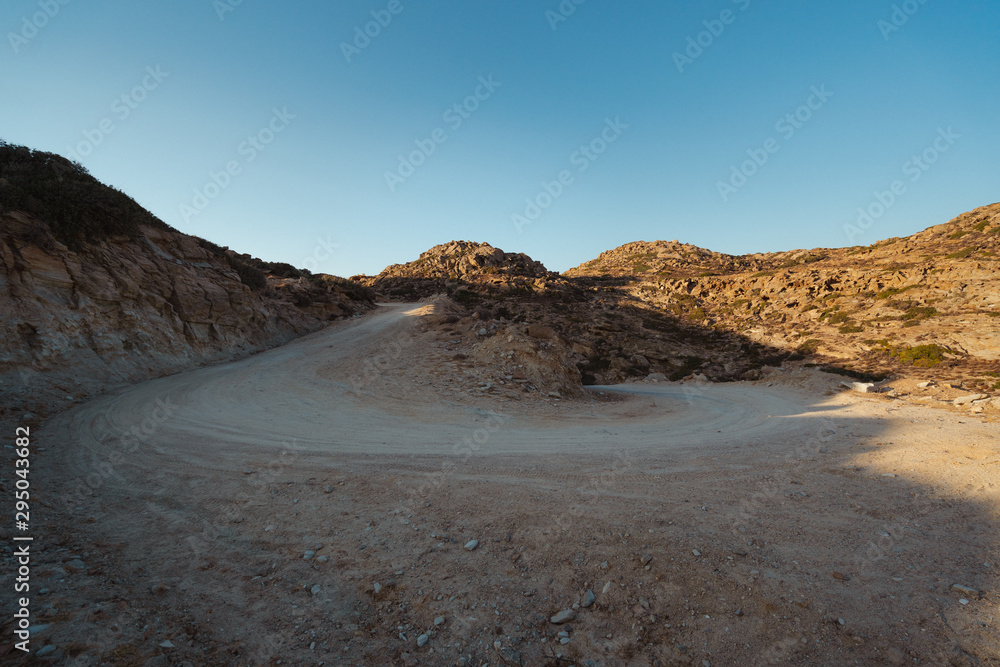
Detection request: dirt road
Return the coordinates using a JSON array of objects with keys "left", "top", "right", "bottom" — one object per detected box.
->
[{"left": 9, "top": 304, "right": 1000, "bottom": 666}]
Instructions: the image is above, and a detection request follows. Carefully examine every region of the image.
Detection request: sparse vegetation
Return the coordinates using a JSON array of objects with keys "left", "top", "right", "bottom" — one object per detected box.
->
[
  {"left": 946, "top": 247, "right": 976, "bottom": 259},
  {"left": 872, "top": 342, "right": 952, "bottom": 367},
  {"left": 972, "top": 219, "right": 991, "bottom": 232},
  {"left": 797, "top": 339, "right": 822, "bottom": 355},
  {"left": 900, "top": 306, "right": 938, "bottom": 322},
  {"left": 838, "top": 322, "right": 865, "bottom": 334}
]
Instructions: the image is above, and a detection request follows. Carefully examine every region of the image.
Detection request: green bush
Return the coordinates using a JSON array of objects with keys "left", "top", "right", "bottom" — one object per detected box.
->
[
  {"left": 892, "top": 344, "right": 950, "bottom": 367},
  {"left": 946, "top": 247, "right": 975, "bottom": 260},
  {"left": 900, "top": 306, "right": 938, "bottom": 322}
]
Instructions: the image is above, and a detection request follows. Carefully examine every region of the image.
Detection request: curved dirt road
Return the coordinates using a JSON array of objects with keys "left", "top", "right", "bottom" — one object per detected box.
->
[{"left": 24, "top": 303, "right": 1000, "bottom": 666}]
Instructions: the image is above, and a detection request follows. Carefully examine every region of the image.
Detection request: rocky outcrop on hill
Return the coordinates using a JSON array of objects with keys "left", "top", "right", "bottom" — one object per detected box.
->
[
  {"left": 565, "top": 240, "right": 768, "bottom": 279},
  {"left": 353, "top": 241, "right": 560, "bottom": 300},
  {"left": 0, "top": 144, "right": 373, "bottom": 425}
]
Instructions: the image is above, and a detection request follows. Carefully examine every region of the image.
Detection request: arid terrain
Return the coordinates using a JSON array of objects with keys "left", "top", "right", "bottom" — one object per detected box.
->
[
  {"left": 4, "top": 302, "right": 999, "bottom": 666},
  {"left": 1, "top": 146, "right": 999, "bottom": 665}
]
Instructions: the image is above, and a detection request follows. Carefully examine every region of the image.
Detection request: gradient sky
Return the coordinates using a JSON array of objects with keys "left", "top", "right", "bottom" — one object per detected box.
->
[{"left": 3, "top": 0, "right": 998, "bottom": 277}]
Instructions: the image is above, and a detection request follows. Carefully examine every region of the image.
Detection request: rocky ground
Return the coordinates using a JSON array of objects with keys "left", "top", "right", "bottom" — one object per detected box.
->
[{"left": 2, "top": 303, "right": 998, "bottom": 666}]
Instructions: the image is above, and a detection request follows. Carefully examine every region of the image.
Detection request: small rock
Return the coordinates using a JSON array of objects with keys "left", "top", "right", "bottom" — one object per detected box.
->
[
  {"left": 954, "top": 394, "right": 987, "bottom": 406},
  {"left": 582, "top": 590, "right": 596, "bottom": 608},
  {"left": 324, "top": 486, "right": 333, "bottom": 493},
  {"left": 917, "top": 381, "right": 935, "bottom": 388},
  {"left": 36, "top": 645, "right": 56, "bottom": 657},
  {"left": 602, "top": 581, "right": 612, "bottom": 594},
  {"left": 373, "top": 582, "right": 382, "bottom": 594},
  {"left": 416, "top": 634, "right": 429, "bottom": 647},
  {"left": 640, "top": 554, "right": 653, "bottom": 566},
  {"left": 646, "top": 372, "right": 667, "bottom": 383},
  {"left": 303, "top": 550, "right": 315, "bottom": 560},
  {"left": 434, "top": 616, "right": 445, "bottom": 626},
  {"left": 550, "top": 609, "right": 576, "bottom": 624},
  {"left": 477, "top": 328, "right": 488, "bottom": 336},
  {"left": 560, "top": 637, "right": 571, "bottom": 644},
  {"left": 692, "top": 549, "right": 702, "bottom": 557},
  {"left": 464, "top": 539, "right": 479, "bottom": 551},
  {"left": 65, "top": 559, "right": 86, "bottom": 571},
  {"left": 952, "top": 584, "right": 979, "bottom": 598},
  {"left": 311, "top": 584, "right": 321, "bottom": 596},
  {"left": 317, "top": 555, "right": 329, "bottom": 563},
  {"left": 159, "top": 640, "right": 175, "bottom": 649}
]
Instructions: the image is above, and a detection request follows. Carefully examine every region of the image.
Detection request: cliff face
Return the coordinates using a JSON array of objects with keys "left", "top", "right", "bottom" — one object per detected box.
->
[{"left": 1, "top": 211, "right": 371, "bottom": 424}]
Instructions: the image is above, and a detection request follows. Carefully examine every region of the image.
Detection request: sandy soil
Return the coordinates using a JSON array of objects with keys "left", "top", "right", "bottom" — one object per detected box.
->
[{"left": 3, "top": 303, "right": 999, "bottom": 666}]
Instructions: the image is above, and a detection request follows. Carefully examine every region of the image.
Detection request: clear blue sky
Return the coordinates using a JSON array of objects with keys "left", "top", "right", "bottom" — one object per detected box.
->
[{"left": 3, "top": 0, "right": 997, "bottom": 276}]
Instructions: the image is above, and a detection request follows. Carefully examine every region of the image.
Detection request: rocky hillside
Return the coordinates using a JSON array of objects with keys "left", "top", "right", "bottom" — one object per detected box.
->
[
  {"left": 565, "top": 240, "right": 777, "bottom": 279},
  {"left": 0, "top": 143, "right": 373, "bottom": 426},
  {"left": 362, "top": 204, "right": 1000, "bottom": 403},
  {"left": 618, "top": 204, "right": 1000, "bottom": 385}
]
